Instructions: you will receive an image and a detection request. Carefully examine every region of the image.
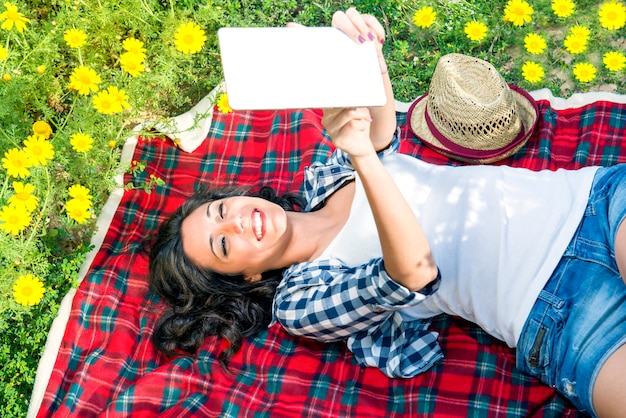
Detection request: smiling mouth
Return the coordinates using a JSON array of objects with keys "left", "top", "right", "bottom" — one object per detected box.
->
[{"left": 253, "top": 209, "right": 265, "bottom": 241}]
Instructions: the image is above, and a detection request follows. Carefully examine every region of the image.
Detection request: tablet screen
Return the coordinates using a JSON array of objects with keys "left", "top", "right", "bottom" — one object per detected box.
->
[{"left": 218, "top": 27, "right": 387, "bottom": 110}]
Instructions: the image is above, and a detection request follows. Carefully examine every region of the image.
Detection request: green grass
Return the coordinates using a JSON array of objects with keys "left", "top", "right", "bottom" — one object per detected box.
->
[{"left": 0, "top": 0, "right": 623, "bottom": 416}]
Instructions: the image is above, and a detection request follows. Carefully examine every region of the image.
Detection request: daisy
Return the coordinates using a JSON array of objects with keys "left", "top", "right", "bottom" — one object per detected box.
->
[
  {"left": 122, "top": 37, "right": 146, "bottom": 58},
  {"left": 92, "top": 90, "right": 116, "bottom": 114},
  {"left": 573, "top": 62, "right": 597, "bottom": 82},
  {"left": 9, "top": 182, "right": 38, "bottom": 212},
  {"left": 503, "top": 0, "right": 534, "bottom": 26},
  {"left": 68, "top": 65, "right": 101, "bottom": 95},
  {"left": 68, "top": 184, "right": 92, "bottom": 204},
  {"left": 524, "top": 33, "right": 547, "bottom": 54},
  {"left": 66, "top": 198, "right": 91, "bottom": 224},
  {"left": 23, "top": 135, "right": 54, "bottom": 166},
  {"left": 564, "top": 34, "right": 588, "bottom": 54},
  {"left": 464, "top": 21, "right": 488, "bottom": 41},
  {"left": 413, "top": 7, "right": 437, "bottom": 29},
  {"left": 569, "top": 26, "right": 591, "bottom": 41},
  {"left": 603, "top": 51, "right": 626, "bottom": 71},
  {"left": 599, "top": 1, "right": 626, "bottom": 30},
  {"left": 2, "top": 147, "right": 31, "bottom": 178},
  {"left": 69, "top": 132, "right": 94, "bottom": 152},
  {"left": 522, "top": 61, "right": 545, "bottom": 82},
  {"left": 216, "top": 93, "right": 233, "bottom": 114},
  {"left": 551, "top": 0, "right": 575, "bottom": 17},
  {"left": 0, "top": 2, "right": 30, "bottom": 33},
  {"left": 120, "top": 52, "right": 145, "bottom": 77},
  {"left": 32, "top": 120, "right": 52, "bottom": 139},
  {"left": 93, "top": 86, "right": 130, "bottom": 114},
  {"left": 108, "top": 86, "right": 131, "bottom": 109},
  {"left": 64, "top": 28, "right": 87, "bottom": 48},
  {"left": 174, "top": 22, "right": 206, "bottom": 54},
  {"left": 13, "top": 274, "right": 45, "bottom": 306},
  {"left": 0, "top": 204, "right": 31, "bottom": 235}
]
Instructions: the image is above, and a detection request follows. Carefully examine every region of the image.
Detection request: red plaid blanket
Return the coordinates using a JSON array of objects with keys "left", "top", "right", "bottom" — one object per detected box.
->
[{"left": 34, "top": 92, "right": 626, "bottom": 417}]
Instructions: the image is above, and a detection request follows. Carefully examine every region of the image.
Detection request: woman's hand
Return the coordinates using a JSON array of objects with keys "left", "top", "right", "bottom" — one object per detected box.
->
[
  {"left": 322, "top": 107, "right": 375, "bottom": 158},
  {"left": 331, "top": 8, "right": 387, "bottom": 75},
  {"left": 331, "top": 8, "right": 395, "bottom": 151}
]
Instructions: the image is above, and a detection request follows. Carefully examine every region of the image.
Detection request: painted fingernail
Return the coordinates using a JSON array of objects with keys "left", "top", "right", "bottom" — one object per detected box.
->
[
  {"left": 357, "top": 35, "right": 366, "bottom": 43},
  {"left": 367, "top": 32, "right": 375, "bottom": 41},
  {"left": 380, "top": 38, "right": 385, "bottom": 44}
]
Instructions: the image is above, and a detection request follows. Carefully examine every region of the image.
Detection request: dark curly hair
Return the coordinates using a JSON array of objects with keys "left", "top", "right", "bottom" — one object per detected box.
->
[{"left": 145, "top": 185, "right": 305, "bottom": 369}]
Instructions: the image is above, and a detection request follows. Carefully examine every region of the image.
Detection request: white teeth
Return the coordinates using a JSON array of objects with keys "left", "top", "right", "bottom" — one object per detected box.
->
[{"left": 254, "top": 211, "right": 262, "bottom": 240}]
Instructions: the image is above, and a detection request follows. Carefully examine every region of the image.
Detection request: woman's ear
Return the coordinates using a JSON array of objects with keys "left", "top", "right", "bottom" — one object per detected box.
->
[{"left": 244, "top": 273, "right": 262, "bottom": 283}]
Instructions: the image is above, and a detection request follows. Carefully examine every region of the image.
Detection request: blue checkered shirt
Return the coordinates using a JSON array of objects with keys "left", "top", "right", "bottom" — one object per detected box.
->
[{"left": 272, "top": 134, "right": 443, "bottom": 378}]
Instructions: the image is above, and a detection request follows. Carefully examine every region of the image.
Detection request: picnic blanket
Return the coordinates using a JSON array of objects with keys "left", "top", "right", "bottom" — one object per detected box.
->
[{"left": 29, "top": 88, "right": 626, "bottom": 417}]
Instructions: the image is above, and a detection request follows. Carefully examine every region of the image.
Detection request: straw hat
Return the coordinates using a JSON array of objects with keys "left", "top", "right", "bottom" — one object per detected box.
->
[{"left": 408, "top": 53, "right": 539, "bottom": 164}]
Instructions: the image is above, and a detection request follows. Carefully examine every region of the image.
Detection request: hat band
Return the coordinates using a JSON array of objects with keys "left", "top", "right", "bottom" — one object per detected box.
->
[{"left": 422, "top": 85, "right": 528, "bottom": 160}]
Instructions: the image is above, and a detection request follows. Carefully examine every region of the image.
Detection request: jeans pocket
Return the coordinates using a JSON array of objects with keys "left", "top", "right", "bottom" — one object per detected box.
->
[{"left": 517, "top": 315, "right": 561, "bottom": 387}]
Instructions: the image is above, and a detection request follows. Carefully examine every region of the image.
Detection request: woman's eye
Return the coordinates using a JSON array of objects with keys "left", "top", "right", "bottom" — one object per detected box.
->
[
  {"left": 220, "top": 236, "right": 227, "bottom": 257},
  {"left": 218, "top": 202, "right": 224, "bottom": 219}
]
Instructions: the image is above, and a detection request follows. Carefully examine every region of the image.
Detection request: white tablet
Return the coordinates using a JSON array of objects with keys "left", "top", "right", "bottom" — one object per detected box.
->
[{"left": 217, "top": 26, "right": 387, "bottom": 110}]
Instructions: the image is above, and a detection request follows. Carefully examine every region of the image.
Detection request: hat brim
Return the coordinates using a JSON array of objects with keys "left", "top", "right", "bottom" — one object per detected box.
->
[{"left": 408, "top": 85, "right": 539, "bottom": 164}]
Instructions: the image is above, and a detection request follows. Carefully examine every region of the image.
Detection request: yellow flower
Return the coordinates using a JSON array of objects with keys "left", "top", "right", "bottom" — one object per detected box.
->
[
  {"left": 0, "top": 204, "right": 31, "bottom": 235},
  {"left": 107, "top": 86, "right": 131, "bottom": 110},
  {"left": 464, "top": 21, "right": 488, "bottom": 41},
  {"left": 564, "top": 34, "right": 588, "bottom": 54},
  {"left": 216, "top": 93, "right": 233, "bottom": 114},
  {"left": 93, "top": 86, "right": 131, "bottom": 114},
  {"left": 524, "top": 33, "right": 547, "bottom": 54},
  {"left": 68, "top": 65, "right": 101, "bottom": 95},
  {"left": 23, "top": 135, "right": 54, "bottom": 166},
  {"left": 107, "top": 140, "right": 116, "bottom": 148},
  {"left": 13, "top": 274, "right": 45, "bottom": 306},
  {"left": 599, "top": 1, "right": 626, "bottom": 30},
  {"left": 69, "top": 132, "right": 94, "bottom": 152},
  {"left": 412, "top": 6, "right": 437, "bottom": 29},
  {"left": 92, "top": 90, "right": 115, "bottom": 114},
  {"left": 68, "top": 184, "right": 92, "bottom": 204},
  {"left": 0, "top": 45, "right": 7, "bottom": 60},
  {"left": 63, "top": 28, "right": 87, "bottom": 48},
  {"left": 36, "top": 65, "right": 45, "bottom": 74},
  {"left": 66, "top": 198, "right": 91, "bottom": 224},
  {"left": 569, "top": 25, "right": 591, "bottom": 41},
  {"left": 551, "top": 0, "right": 575, "bottom": 17},
  {"left": 603, "top": 51, "right": 626, "bottom": 71},
  {"left": 522, "top": 61, "right": 545, "bottom": 83},
  {"left": 120, "top": 52, "right": 145, "bottom": 77},
  {"left": 122, "top": 37, "right": 146, "bottom": 58},
  {"left": 503, "top": 0, "right": 534, "bottom": 26},
  {"left": 3, "top": 73, "right": 10, "bottom": 81},
  {"left": 9, "top": 182, "right": 38, "bottom": 212},
  {"left": 174, "top": 22, "right": 206, "bottom": 54},
  {"left": 573, "top": 62, "right": 597, "bottom": 82},
  {"left": 32, "top": 120, "right": 52, "bottom": 139},
  {"left": 0, "top": 2, "right": 29, "bottom": 33},
  {"left": 2, "top": 147, "right": 31, "bottom": 178}
]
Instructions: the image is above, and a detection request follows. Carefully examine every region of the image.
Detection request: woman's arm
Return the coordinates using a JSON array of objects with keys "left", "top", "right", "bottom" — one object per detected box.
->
[
  {"left": 331, "top": 8, "right": 396, "bottom": 151},
  {"left": 322, "top": 106, "right": 438, "bottom": 292}
]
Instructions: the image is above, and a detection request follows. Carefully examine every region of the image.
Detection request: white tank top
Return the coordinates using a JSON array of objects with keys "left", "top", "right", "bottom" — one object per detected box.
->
[{"left": 318, "top": 153, "right": 598, "bottom": 347}]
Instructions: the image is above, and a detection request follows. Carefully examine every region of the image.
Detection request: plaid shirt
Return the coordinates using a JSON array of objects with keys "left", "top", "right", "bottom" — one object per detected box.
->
[{"left": 272, "top": 134, "right": 443, "bottom": 378}]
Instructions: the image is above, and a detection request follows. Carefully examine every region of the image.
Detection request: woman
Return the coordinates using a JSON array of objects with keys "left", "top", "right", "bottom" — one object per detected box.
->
[{"left": 147, "top": 9, "right": 626, "bottom": 417}]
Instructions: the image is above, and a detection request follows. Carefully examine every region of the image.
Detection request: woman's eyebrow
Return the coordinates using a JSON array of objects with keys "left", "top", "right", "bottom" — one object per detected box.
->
[{"left": 206, "top": 203, "right": 219, "bottom": 259}]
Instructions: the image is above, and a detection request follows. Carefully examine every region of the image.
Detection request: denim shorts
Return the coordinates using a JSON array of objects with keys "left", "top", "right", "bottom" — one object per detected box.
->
[{"left": 516, "top": 164, "right": 626, "bottom": 416}]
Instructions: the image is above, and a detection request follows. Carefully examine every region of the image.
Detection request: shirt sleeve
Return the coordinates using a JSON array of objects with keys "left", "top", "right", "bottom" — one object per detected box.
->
[{"left": 272, "top": 257, "right": 442, "bottom": 377}]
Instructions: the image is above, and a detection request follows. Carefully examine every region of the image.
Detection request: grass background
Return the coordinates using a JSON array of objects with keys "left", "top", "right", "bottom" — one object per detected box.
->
[{"left": 0, "top": 0, "right": 623, "bottom": 416}]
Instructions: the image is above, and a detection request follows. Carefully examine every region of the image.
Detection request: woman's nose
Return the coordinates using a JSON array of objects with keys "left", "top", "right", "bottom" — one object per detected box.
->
[{"left": 220, "top": 214, "right": 243, "bottom": 234}]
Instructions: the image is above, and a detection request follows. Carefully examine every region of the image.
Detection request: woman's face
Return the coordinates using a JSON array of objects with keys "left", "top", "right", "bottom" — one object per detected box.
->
[{"left": 180, "top": 196, "right": 290, "bottom": 280}]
